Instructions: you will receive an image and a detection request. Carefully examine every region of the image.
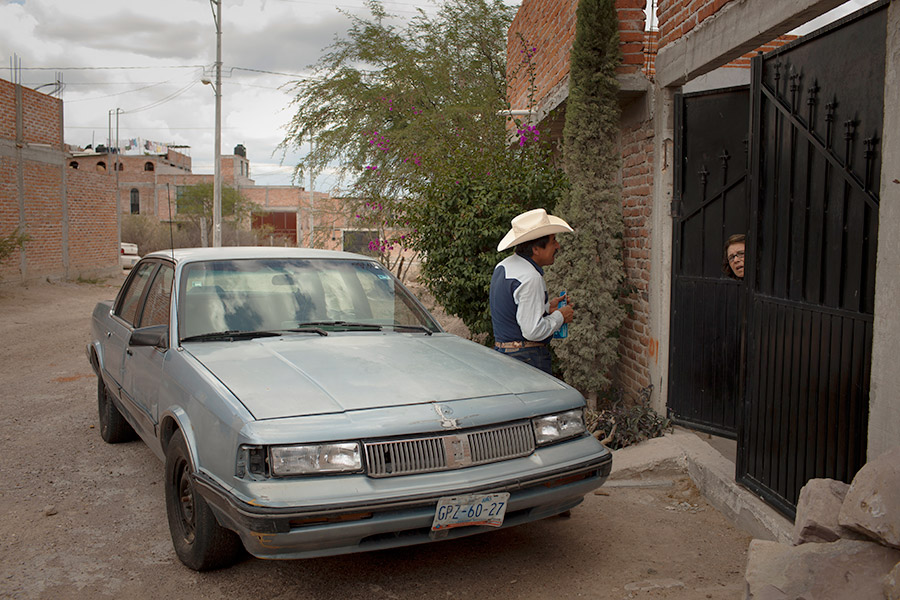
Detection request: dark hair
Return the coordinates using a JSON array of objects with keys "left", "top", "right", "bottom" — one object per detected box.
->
[
  {"left": 722, "top": 233, "right": 746, "bottom": 278},
  {"left": 515, "top": 235, "right": 552, "bottom": 258}
]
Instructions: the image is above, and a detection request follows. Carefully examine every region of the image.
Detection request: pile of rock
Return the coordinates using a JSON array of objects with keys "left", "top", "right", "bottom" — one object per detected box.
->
[{"left": 745, "top": 446, "right": 900, "bottom": 599}]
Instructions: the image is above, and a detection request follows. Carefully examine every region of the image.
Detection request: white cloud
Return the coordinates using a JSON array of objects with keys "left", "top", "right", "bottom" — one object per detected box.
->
[{"left": 0, "top": 0, "right": 428, "bottom": 189}]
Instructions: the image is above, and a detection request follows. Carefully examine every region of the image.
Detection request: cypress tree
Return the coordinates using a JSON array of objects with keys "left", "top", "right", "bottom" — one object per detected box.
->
[{"left": 546, "top": 0, "right": 625, "bottom": 399}]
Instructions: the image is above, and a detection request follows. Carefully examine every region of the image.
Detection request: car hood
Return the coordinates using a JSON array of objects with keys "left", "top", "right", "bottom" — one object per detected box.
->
[{"left": 183, "top": 333, "right": 566, "bottom": 420}]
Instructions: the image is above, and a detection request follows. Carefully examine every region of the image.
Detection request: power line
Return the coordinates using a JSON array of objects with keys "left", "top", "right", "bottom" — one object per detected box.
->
[
  {"left": 65, "top": 126, "right": 240, "bottom": 130},
  {"left": 123, "top": 80, "right": 201, "bottom": 114},
  {"left": 0, "top": 64, "right": 206, "bottom": 71},
  {"left": 267, "top": 0, "right": 436, "bottom": 15},
  {"left": 232, "top": 66, "right": 319, "bottom": 79},
  {"left": 66, "top": 76, "right": 195, "bottom": 103}
]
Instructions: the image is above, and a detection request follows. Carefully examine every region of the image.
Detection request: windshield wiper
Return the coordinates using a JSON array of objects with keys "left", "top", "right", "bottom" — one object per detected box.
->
[
  {"left": 181, "top": 330, "right": 282, "bottom": 342},
  {"left": 391, "top": 324, "right": 433, "bottom": 335},
  {"left": 296, "top": 321, "right": 383, "bottom": 331},
  {"left": 283, "top": 326, "right": 329, "bottom": 336},
  {"left": 181, "top": 328, "right": 326, "bottom": 342}
]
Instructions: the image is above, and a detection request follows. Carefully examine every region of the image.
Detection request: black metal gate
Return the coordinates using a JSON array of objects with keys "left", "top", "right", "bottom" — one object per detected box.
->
[
  {"left": 669, "top": 86, "right": 750, "bottom": 437},
  {"left": 737, "top": 2, "right": 887, "bottom": 517}
]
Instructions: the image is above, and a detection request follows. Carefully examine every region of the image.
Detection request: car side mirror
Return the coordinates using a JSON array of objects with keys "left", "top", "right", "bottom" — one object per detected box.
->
[{"left": 130, "top": 324, "right": 169, "bottom": 349}]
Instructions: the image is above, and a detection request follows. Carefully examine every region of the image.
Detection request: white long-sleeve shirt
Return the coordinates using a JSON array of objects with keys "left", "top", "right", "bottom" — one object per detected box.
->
[{"left": 490, "top": 253, "right": 563, "bottom": 343}]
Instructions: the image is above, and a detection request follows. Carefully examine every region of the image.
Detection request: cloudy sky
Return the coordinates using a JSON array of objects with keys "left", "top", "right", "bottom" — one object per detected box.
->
[
  {"left": 0, "top": 0, "right": 452, "bottom": 190},
  {"left": 0, "top": 0, "right": 875, "bottom": 191}
]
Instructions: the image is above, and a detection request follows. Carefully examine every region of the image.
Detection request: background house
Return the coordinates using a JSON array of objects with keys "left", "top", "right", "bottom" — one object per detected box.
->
[{"left": 69, "top": 143, "right": 344, "bottom": 249}]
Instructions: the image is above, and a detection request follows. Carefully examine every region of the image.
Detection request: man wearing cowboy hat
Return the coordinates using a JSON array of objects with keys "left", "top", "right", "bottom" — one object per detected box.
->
[{"left": 489, "top": 208, "right": 575, "bottom": 374}]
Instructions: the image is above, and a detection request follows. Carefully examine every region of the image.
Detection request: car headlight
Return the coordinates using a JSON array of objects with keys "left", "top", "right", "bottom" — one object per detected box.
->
[
  {"left": 270, "top": 442, "right": 362, "bottom": 476},
  {"left": 532, "top": 409, "right": 586, "bottom": 445}
]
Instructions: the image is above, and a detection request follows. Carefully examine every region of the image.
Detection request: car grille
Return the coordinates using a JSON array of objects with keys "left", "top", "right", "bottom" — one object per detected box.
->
[{"left": 364, "top": 422, "right": 535, "bottom": 478}]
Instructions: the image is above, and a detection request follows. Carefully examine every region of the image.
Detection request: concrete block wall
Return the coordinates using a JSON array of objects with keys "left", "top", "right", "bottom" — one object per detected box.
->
[
  {"left": 20, "top": 162, "right": 64, "bottom": 274},
  {"left": 67, "top": 169, "right": 118, "bottom": 273},
  {"left": 1, "top": 77, "right": 118, "bottom": 282}
]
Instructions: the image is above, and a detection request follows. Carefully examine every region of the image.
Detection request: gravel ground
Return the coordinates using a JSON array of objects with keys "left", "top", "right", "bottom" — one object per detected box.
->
[{"left": 0, "top": 275, "right": 751, "bottom": 600}]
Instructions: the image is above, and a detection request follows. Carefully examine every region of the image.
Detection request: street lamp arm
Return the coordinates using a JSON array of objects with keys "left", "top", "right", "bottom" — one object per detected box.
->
[{"left": 209, "top": 0, "right": 222, "bottom": 33}]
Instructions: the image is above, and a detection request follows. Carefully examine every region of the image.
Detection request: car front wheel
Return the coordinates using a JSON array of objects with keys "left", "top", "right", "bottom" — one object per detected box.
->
[
  {"left": 97, "top": 376, "right": 136, "bottom": 444},
  {"left": 164, "top": 430, "right": 244, "bottom": 571}
]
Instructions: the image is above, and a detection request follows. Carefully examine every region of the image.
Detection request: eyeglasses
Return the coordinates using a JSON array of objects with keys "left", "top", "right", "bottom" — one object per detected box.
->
[{"left": 728, "top": 250, "right": 745, "bottom": 263}]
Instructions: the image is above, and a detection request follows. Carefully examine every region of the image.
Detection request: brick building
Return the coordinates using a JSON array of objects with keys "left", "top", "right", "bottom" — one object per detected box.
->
[
  {"left": 69, "top": 143, "right": 345, "bottom": 249},
  {"left": 0, "top": 77, "right": 118, "bottom": 283},
  {"left": 508, "top": 0, "right": 900, "bottom": 511},
  {"left": 507, "top": 0, "right": 799, "bottom": 404}
]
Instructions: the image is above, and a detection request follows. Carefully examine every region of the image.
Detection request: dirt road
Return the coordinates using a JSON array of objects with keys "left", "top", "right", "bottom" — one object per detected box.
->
[{"left": 0, "top": 276, "right": 751, "bottom": 599}]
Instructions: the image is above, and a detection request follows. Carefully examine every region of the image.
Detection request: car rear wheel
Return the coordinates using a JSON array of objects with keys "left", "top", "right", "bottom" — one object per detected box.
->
[
  {"left": 97, "top": 376, "right": 136, "bottom": 443},
  {"left": 164, "top": 431, "right": 244, "bottom": 571}
]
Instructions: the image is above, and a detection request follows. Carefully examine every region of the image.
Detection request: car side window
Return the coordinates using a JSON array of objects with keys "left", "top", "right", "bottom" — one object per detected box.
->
[
  {"left": 116, "top": 262, "right": 156, "bottom": 326},
  {"left": 139, "top": 264, "right": 174, "bottom": 328}
]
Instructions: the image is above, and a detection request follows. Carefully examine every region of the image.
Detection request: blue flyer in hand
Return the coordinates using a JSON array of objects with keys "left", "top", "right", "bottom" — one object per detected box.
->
[{"left": 553, "top": 291, "right": 568, "bottom": 339}]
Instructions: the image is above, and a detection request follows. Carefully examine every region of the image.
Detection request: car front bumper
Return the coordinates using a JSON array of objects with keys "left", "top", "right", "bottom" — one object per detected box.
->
[{"left": 195, "top": 440, "right": 612, "bottom": 560}]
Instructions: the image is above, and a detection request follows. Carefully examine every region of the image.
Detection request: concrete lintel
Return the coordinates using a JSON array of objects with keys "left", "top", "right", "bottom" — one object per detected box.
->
[
  {"left": 618, "top": 72, "right": 652, "bottom": 102},
  {"left": 530, "top": 72, "right": 650, "bottom": 124},
  {"left": 0, "top": 139, "right": 65, "bottom": 165},
  {"left": 655, "top": 0, "right": 847, "bottom": 88}
]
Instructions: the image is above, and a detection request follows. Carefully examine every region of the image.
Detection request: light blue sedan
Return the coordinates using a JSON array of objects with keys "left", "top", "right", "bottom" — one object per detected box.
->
[{"left": 87, "top": 247, "right": 611, "bottom": 570}]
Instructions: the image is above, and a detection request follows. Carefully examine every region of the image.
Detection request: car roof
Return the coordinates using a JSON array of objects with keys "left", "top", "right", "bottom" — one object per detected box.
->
[{"left": 143, "top": 246, "right": 375, "bottom": 265}]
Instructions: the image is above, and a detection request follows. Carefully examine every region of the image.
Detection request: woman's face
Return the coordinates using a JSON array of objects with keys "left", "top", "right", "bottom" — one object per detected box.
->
[{"left": 727, "top": 241, "right": 745, "bottom": 279}]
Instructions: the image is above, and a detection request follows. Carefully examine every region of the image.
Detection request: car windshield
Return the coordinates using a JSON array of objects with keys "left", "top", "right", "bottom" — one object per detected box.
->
[{"left": 178, "top": 258, "right": 441, "bottom": 341}]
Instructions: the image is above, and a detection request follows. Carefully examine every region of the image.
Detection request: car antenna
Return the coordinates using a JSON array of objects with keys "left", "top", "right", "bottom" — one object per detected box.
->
[{"left": 166, "top": 183, "right": 176, "bottom": 261}]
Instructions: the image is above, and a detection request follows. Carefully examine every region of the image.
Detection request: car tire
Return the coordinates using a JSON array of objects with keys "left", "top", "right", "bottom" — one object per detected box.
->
[
  {"left": 97, "top": 376, "right": 137, "bottom": 444},
  {"left": 164, "top": 430, "right": 244, "bottom": 571}
]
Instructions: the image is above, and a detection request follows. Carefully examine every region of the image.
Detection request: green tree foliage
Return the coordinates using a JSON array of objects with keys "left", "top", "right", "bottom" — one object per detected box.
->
[
  {"left": 0, "top": 227, "right": 29, "bottom": 275},
  {"left": 545, "top": 0, "right": 626, "bottom": 394},
  {"left": 176, "top": 183, "right": 255, "bottom": 244},
  {"left": 407, "top": 156, "right": 567, "bottom": 338},
  {"left": 282, "top": 0, "right": 567, "bottom": 339}
]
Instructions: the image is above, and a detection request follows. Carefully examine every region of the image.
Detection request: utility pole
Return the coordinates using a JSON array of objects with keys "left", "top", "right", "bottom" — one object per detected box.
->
[
  {"left": 211, "top": 0, "right": 223, "bottom": 247},
  {"left": 110, "top": 108, "right": 123, "bottom": 234},
  {"left": 308, "top": 165, "right": 315, "bottom": 248}
]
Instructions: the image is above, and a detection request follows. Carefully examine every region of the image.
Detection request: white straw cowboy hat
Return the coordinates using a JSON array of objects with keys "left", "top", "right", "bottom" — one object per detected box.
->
[{"left": 497, "top": 208, "right": 574, "bottom": 252}]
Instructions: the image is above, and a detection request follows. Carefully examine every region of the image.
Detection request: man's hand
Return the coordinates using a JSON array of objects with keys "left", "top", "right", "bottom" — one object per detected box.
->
[
  {"left": 551, "top": 294, "right": 574, "bottom": 324},
  {"left": 549, "top": 293, "right": 567, "bottom": 311}
]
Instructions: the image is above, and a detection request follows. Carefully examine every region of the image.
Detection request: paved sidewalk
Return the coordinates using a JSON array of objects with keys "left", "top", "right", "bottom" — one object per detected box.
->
[{"left": 608, "top": 427, "right": 794, "bottom": 543}]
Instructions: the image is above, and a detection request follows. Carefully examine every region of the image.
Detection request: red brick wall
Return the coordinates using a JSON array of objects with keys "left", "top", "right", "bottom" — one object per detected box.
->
[
  {"left": 656, "top": 0, "right": 733, "bottom": 49},
  {"left": 655, "top": 0, "right": 797, "bottom": 64},
  {"left": 0, "top": 155, "right": 22, "bottom": 279},
  {"left": 0, "top": 79, "right": 62, "bottom": 146},
  {"left": 67, "top": 169, "right": 118, "bottom": 272},
  {"left": 21, "top": 163, "right": 64, "bottom": 273},
  {"left": 0, "top": 81, "right": 16, "bottom": 140},
  {"left": 619, "top": 115, "right": 655, "bottom": 396},
  {"left": 722, "top": 35, "right": 799, "bottom": 68},
  {"left": 1, "top": 78, "right": 118, "bottom": 282},
  {"left": 507, "top": 0, "right": 647, "bottom": 113},
  {"left": 21, "top": 89, "right": 62, "bottom": 147}
]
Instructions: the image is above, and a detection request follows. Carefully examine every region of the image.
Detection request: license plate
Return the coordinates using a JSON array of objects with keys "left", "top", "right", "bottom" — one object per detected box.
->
[{"left": 431, "top": 493, "right": 510, "bottom": 531}]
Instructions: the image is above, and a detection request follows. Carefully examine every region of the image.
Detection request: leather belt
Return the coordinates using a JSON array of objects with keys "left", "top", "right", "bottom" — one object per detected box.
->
[{"left": 494, "top": 340, "right": 548, "bottom": 349}]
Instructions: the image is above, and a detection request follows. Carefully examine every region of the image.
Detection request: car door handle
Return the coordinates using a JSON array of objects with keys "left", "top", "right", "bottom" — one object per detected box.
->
[{"left": 126, "top": 349, "right": 133, "bottom": 356}]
